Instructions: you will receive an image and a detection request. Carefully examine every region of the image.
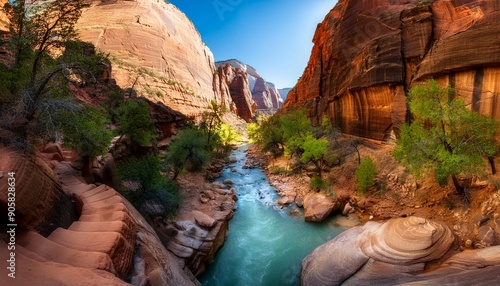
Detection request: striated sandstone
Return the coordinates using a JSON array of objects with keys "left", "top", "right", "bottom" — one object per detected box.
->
[
  {"left": 284, "top": 0, "right": 500, "bottom": 140},
  {"left": 215, "top": 63, "right": 255, "bottom": 122},
  {"left": 301, "top": 217, "right": 500, "bottom": 286},
  {"left": 217, "top": 59, "right": 283, "bottom": 110},
  {"left": 0, "top": 147, "right": 75, "bottom": 236},
  {"left": 75, "top": 0, "right": 221, "bottom": 117}
]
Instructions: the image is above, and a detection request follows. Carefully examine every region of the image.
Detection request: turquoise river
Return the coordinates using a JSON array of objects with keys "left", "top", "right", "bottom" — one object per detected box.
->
[{"left": 199, "top": 144, "right": 347, "bottom": 285}]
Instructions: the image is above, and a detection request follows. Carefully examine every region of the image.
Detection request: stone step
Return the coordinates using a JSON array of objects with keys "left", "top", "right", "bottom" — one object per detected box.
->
[
  {"left": 79, "top": 210, "right": 133, "bottom": 224},
  {"left": 80, "top": 195, "right": 125, "bottom": 211},
  {"left": 81, "top": 203, "right": 128, "bottom": 216},
  {"left": 81, "top": 188, "right": 118, "bottom": 204},
  {"left": 69, "top": 221, "right": 135, "bottom": 242},
  {"left": 17, "top": 231, "right": 115, "bottom": 274},
  {"left": 79, "top": 184, "right": 109, "bottom": 199},
  {"left": 48, "top": 228, "right": 134, "bottom": 278},
  {"left": 0, "top": 240, "right": 129, "bottom": 286}
]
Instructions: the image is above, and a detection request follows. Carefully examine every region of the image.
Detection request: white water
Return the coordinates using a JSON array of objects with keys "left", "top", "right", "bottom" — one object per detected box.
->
[{"left": 199, "top": 145, "right": 345, "bottom": 285}]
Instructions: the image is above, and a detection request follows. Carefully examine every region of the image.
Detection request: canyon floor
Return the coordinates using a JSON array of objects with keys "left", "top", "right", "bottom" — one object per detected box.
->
[{"left": 252, "top": 136, "right": 500, "bottom": 250}]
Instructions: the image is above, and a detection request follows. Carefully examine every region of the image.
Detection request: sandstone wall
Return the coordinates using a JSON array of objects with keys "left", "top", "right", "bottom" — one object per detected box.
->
[
  {"left": 75, "top": 0, "right": 221, "bottom": 117},
  {"left": 217, "top": 59, "right": 283, "bottom": 110},
  {"left": 284, "top": 0, "right": 500, "bottom": 140},
  {"left": 0, "top": 148, "right": 75, "bottom": 236},
  {"left": 214, "top": 63, "right": 255, "bottom": 122}
]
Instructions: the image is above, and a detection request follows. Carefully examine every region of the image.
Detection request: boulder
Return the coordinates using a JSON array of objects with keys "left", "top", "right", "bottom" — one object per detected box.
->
[
  {"left": 303, "top": 193, "right": 339, "bottom": 222},
  {"left": 301, "top": 217, "right": 500, "bottom": 285},
  {"left": 193, "top": 210, "right": 217, "bottom": 229}
]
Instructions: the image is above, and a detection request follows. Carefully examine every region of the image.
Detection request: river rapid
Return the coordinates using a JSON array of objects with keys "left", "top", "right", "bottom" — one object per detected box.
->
[{"left": 199, "top": 145, "right": 346, "bottom": 285}]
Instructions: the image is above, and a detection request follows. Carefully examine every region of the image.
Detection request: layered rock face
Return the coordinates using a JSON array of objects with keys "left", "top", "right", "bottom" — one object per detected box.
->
[
  {"left": 75, "top": 0, "right": 221, "bottom": 117},
  {"left": 284, "top": 0, "right": 500, "bottom": 140},
  {"left": 302, "top": 216, "right": 500, "bottom": 285},
  {"left": 214, "top": 63, "right": 256, "bottom": 122},
  {"left": 0, "top": 148, "right": 75, "bottom": 236},
  {"left": 217, "top": 59, "right": 283, "bottom": 110}
]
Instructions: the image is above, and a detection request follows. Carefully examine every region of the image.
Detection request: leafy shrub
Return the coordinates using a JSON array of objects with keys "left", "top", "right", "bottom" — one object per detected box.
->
[
  {"left": 60, "top": 105, "right": 113, "bottom": 158},
  {"left": 115, "top": 99, "right": 157, "bottom": 147},
  {"left": 118, "top": 154, "right": 181, "bottom": 216},
  {"left": 356, "top": 157, "right": 377, "bottom": 193},
  {"left": 164, "top": 128, "right": 210, "bottom": 180},
  {"left": 310, "top": 174, "right": 329, "bottom": 191},
  {"left": 270, "top": 166, "right": 292, "bottom": 175}
]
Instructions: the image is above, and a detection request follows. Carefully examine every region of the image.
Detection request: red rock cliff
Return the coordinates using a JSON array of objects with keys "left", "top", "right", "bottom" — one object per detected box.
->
[
  {"left": 75, "top": 0, "right": 229, "bottom": 118},
  {"left": 218, "top": 59, "right": 283, "bottom": 110},
  {"left": 284, "top": 0, "right": 500, "bottom": 140}
]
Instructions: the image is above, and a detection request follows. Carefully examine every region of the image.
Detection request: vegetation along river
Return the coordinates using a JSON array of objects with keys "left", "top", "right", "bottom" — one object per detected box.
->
[{"left": 199, "top": 144, "right": 346, "bottom": 285}]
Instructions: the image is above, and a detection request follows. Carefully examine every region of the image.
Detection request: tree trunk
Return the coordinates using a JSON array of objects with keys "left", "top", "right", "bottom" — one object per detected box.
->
[
  {"left": 488, "top": 156, "right": 496, "bottom": 175},
  {"left": 451, "top": 174, "right": 470, "bottom": 204}
]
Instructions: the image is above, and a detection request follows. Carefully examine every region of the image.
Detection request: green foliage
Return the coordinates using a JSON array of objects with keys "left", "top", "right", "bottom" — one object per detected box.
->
[
  {"left": 394, "top": 79, "right": 498, "bottom": 194},
  {"left": 215, "top": 123, "right": 240, "bottom": 151},
  {"left": 200, "top": 100, "right": 226, "bottom": 147},
  {"left": 356, "top": 157, "right": 377, "bottom": 193},
  {"left": 310, "top": 174, "right": 329, "bottom": 192},
  {"left": 60, "top": 106, "right": 113, "bottom": 158},
  {"left": 256, "top": 115, "right": 285, "bottom": 157},
  {"left": 118, "top": 154, "right": 181, "bottom": 216},
  {"left": 115, "top": 99, "right": 157, "bottom": 146},
  {"left": 301, "top": 135, "right": 330, "bottom": 174},
  {"left": 270, "top": 166, "right": 292, "bottom": 175},
  {"left": 164, "top": 128, "right": 210, "bottom": 180},
  {"left": 247, "top": 122, "right": 261, "bottom": 143},
  {"left": 0, "top": 0, "right": 94, "bottom": 150}
]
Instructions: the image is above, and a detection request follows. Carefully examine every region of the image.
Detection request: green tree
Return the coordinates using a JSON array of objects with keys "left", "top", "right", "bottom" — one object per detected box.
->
[
  {"left": 281, "top": 109, "right": 313, "bottom": 156},
  {"left": 394, "top": 79, "right": 498, "bottom": 202},
  {"left": 356, "top": 157, "right": 377, "bottom": 193},
  {"left": 115, "top": 99, "right": 158, "bottom": 147},
  {"left": 59, "top": 106, "right": 113, "bottom": 178},
  {"left": 0, "top": 0, "right": 91, "bottom": 148},
  {"left": 301, "top": 135, "right": 331, "bottom": 175},
  {"left": 118, "top": 154, "right": 181, "bottom": 216},
  {"left": 164, "top": 128, "right": 210, "bottom": 180},
  {"left": 216, "top": 123, "right": 239, "bottom": 152},
  {"left": 200, "top": 100, "right": 226, "bottom": 147},
  {"left": 256, "top": 115, "right": 285, "bottom": 157}
]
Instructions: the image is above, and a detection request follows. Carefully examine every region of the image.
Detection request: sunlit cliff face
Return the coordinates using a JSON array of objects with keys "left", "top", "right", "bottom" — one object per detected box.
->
[{"left": 284, "top": 0, "right": 500, "bottom": 141}]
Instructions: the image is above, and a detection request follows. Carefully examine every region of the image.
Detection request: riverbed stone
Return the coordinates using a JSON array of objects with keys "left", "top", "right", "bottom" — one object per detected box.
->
[
  {"left": 303, "top": 192, "right": 339, "bottom": 222},
  {"left": 193, "top": 210, "right": 217, "bottom": 229}
]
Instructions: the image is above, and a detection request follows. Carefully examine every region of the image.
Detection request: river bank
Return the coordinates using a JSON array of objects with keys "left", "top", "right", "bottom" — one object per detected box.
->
[{"left": 250, "top": 137, "right": 500, "bottom": 249}]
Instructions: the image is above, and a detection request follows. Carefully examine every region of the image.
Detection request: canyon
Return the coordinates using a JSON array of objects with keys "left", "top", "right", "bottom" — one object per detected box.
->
[
  {"left": 1, "top": 0, "right": 500, "bottom": 285},
  {"left": 284, "top": 0, "right": 500, "bottom": 140}
]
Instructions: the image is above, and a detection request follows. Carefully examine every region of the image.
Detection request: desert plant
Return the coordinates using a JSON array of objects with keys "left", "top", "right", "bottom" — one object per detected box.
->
[
  {"left": 356, "top": 157, "right": 377, "bottom": 193},
  {"left": 394, "top": 79, "right": 498, "bottom": 203},
  {"left": 164, "top": 127, "right": 210, "bottom": 180},
  {"left": 118, "top": 154, "right": 181, "bottom": 216}
]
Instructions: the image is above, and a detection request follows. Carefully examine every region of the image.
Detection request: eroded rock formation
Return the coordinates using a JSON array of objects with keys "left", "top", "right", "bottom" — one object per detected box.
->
[
  {"left": 0, "top": 147, "right": 75, "bottom": 236},
  {"left": 156, "top": 185, "right": 237, "bottom": 276},
  {"left": 75, "top": 0, "right": 221, "bottom": 117},
  {"left": 302, "top": 216, "right": 500, "bottom": 285},
  {"left": 284, "top": 0, "right": 500, "bottom": 140},
  {"left": 214, "top": 63, "right": 256, "bottom": 122},
  {"left": 217, "top": 59, "right": 283, "bottom": 110}
]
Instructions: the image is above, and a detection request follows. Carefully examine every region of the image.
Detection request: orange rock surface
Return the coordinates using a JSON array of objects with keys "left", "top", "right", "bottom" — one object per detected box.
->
[
  {"left": 285, "top": 0, "right": 500, "bottom": 140},
  {"left": 75, "top": 0, "right": 222, "bottom": 117}
]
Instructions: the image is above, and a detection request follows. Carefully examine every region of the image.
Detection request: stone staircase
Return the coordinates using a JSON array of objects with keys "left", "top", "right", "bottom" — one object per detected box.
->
[{"left": 4, "top": 162, "right": 136, "bottom": 285}]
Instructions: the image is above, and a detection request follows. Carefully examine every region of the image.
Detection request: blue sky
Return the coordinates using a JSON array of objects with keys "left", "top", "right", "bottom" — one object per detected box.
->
[{"left": 168, "top": 0, "right": 337, "bottom": 89}]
